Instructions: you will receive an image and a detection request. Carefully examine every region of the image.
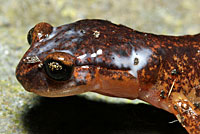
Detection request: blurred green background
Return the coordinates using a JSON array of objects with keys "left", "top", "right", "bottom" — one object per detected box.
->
[{"left": 1, "top": 0, "right": 200, "bottom": 133}]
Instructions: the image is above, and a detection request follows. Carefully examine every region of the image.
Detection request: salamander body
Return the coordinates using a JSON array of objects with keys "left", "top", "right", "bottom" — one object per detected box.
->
[{"left": 16, "top": 19, "right": 200, "bottom": 134}]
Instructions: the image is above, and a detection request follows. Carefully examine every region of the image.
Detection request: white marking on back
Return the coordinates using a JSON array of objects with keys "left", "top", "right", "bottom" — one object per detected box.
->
[{"left": 112, "top": 48, "right": 152, "bottom": 78}]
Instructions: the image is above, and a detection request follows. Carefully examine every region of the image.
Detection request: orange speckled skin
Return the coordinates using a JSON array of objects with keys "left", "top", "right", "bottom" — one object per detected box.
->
[{"left": 16, "top": 19, "right": 200, "bottom": 134}]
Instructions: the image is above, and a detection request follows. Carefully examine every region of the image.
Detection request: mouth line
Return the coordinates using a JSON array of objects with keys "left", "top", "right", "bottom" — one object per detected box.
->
[{"left": 30, "top": 86, "right": 85, "bottom": 97}]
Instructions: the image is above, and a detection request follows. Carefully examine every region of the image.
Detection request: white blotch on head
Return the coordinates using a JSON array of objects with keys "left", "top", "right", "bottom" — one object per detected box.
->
[
  {"left": 64, "top": 29, "right": 84, "bottom": 38},
  {"left": 68, "top": 81, "right": 76, "bottom": 87},
  {"left": 58, "top": 57, "right": 64, "bottom": 61},
  {"left": 37, "top": 27, "right": 58, "bottom": 43},
  {"left": 55, "top": 50, "right": 73, "bottom": 55},
  {"left": 71, "top": 38, "right": 78, "bottom": 43},
  {"left": 198, "top": 50, "right": 200, "bottom": 53},
  {"left": 81, "top": 65, "right": 89, "bottom": 68},
  {"left": 93, "top": 83, "right": 100, "bottom": 90},
  {"left": 37, "top": 33, "right": 43, "bottom": 42},
  {"left": 177, "top": 101, "right": 182, "bottom": 107},
  {"left": 91, "top": 53, "right": 97, "bottom": 57},
  {"left": 47, "top": 27, "right": 57, "bottom": 39},
  {"left": 112, "top": 48, "right": 152, "bottom": 78},
  {"left": 93, "top": 30, "right": 100, "bottom": 38},
  {"left": 75, "top": 71, "right": 88, "bottom": 83},
  {"left": 77, "top": 54, "right": 87, "bottom": 60},
  {"left": 90, "top": 49, "right": 103, "bottom": 58},
  {"left": 31, "top": 27, "right": 84, "bottom": 56},
  {"left": 96, "top": 49, "right": 103, "bottom": 55}
]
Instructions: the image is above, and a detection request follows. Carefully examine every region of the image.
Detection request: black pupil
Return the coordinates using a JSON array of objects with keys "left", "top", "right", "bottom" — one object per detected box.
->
[
  {"left": 44, "top": 59, "right": 73, "bottom": 81},
  {"left": 27, "top": 27, "right": 35, "bottom": 45}
]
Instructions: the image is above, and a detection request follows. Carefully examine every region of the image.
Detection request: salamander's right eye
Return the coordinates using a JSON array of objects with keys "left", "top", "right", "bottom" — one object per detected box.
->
[
  {"left": 27, "top": 27, "right": 35, "bottom": 45},
  {"left": 43, "top": 59, "right": 74, "bottom": 81}
]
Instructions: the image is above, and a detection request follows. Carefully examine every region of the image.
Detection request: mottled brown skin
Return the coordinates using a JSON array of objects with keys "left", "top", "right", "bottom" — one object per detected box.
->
[{"left": 16, "top": 19, "right": 200, "bottom": 134}]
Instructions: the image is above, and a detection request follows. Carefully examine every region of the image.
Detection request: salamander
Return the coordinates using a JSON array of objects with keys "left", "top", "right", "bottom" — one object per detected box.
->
[{"left": 16, "top": 19, "right": 200, "bottom": 134}]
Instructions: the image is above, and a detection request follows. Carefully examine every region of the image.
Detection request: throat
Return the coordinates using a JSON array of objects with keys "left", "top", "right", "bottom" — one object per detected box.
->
[{"left": 93, "top": 78, "right": 140, "bottom": 99}]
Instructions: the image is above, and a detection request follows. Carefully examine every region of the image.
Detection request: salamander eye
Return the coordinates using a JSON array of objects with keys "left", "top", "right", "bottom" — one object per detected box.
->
[
  {"left": 27, "top": 27, "right": 35, "bottom": 45},
  {"left": 43, "top": 59, "right": 74, "bottom": 81}
]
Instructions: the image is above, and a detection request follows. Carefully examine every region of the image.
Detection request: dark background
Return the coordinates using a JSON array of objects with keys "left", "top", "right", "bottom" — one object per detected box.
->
[{"left": 22, "top": 96, "right": 187, "bottom": 134}]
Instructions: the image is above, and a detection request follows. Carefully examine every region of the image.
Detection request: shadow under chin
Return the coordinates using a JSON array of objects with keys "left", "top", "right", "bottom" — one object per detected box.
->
[{"left": 22, "top": 96, "right": 187, "bottom": 134}]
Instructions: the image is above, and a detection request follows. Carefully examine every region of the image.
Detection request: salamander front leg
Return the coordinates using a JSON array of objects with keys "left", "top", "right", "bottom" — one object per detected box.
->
[{"left": 170, "top": 92, "right": 200, "bottom": 134}]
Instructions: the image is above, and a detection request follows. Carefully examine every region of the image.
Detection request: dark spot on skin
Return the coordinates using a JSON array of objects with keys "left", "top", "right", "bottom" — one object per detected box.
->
[
  {"left": 174, "top": 105, "right": 178, "bottom": 111},
  {"left": 80, "top": 29, "right": 86, "bottom": 34},
  {"left": 195, "top": 88, "right": 200, "bottom": 97},
  {"left": 171, "top": 69, "right": 177, "bottom": 75},
  {"left": 160, "top": 90, "right": 166, "bottom": 99},
  {"left": 194, "top": 103, "right": 200, "bottom": 110},
  {"left": 134, "top": 58, "right": 139, "bottom": 65},
  {"left": 118, "top": 76, "right": 123, "bottom": 81},
  {"left": 118, "top": 50, "right": 128, "bottom": 57},
  {"left": 76, "top": 80, "right": 87, "bottom": 86},
  {"left": 181, "top": 117, "right": 186, "bottom": 124}
]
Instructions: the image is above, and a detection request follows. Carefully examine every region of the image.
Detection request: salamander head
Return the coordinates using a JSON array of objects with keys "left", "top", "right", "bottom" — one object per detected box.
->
[{"left": 16, "top": 20, "right": 152, "bottom": 98}]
